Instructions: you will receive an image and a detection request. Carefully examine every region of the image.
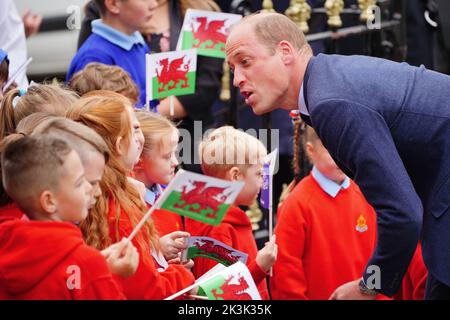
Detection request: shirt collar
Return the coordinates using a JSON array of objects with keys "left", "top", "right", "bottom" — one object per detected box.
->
[
  {"left": 298, "top": 82, "right": 309, "bottom": 116},
  {"left": 311, "top": 166, "right": 350, "bottom": 198},
  {"left": 91, "top": 19, "right": 145, "bottom": 51},
  {"left": 144, "top": 184, "right": 163, "bottom": 206}
]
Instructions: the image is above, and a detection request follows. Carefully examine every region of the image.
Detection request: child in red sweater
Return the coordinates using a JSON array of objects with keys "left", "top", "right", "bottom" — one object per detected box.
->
[
  {"left": 0, "top": 135, "right": 138, "bottom": 299},
  {"left": 185, "top": 126, "right": 278, "bottom": 300},
  {"left": 67, "top": 91, "right": 195, "bottom": 299},
  {"left": 271, "top": 125, "right": 380, "bottom": 300}
]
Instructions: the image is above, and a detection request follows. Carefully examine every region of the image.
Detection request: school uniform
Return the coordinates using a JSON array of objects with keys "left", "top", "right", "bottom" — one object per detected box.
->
[
  {"left": 270, "top": 167, "right": 379, "bottom": 300},
  {"left": 67, "top": 19, "right": 149, "bottom": 107}
]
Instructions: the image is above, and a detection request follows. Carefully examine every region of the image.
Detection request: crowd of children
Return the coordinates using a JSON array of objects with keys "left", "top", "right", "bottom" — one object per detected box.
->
[{"left": 0, "top": 0, "right": 428, "bottom": 300}]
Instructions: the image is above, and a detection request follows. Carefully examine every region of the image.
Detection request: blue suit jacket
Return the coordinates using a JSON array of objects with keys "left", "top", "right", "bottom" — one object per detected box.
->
[{"left": 302, "top": 54, "right": 450, "bottom": 296}]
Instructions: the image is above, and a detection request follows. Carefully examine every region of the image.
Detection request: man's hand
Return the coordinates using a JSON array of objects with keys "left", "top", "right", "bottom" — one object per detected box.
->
[{"left": 329, "top": 278, "right": 377, "bottom": 300}]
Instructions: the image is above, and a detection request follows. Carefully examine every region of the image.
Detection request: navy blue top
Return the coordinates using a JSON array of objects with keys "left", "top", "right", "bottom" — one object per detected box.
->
[
  {"left": 67, "top": 20, "right": 150, "bottom": 107},
  {"left": 303, "top": 53, "right": 450, "bottom": 296}
]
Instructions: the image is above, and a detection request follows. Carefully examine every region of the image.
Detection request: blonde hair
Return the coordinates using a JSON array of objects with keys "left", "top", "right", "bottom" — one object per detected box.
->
[
  {"left": 199, "top": 126, "right": 267, "bottom": 178},
  {"left": 136, "top": 111, "right": 178, "bottom": 155},
  {"left": 66, "top": 90, "right": 159, "bottom": 254},
  {"left": 68, "top": 62, "right": 140, "bottom": 105},
  {"left": 240, "top": 12, "right": 311, "bottom": 55},
  {"left": 0, "top": 84, "right": 79, "bottom": 140}
]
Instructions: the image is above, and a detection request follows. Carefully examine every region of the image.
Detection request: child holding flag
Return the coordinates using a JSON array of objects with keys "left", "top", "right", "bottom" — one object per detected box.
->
[
  {"left": 0, "top": 135, "right": 138, "bottom": 299},
  {"left": 186, "top": 126, "right": 278, "bottom": 300}
]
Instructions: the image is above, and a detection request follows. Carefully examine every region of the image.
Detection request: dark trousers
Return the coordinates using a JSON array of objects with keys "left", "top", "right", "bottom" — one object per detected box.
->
[{"left": 425, "top": 273, "right": 450, "bottom": 300}]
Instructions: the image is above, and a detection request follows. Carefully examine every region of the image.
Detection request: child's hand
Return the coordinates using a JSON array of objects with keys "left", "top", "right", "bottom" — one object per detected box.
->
[
  {"left": 101, "top": 238, "right": 139, "bottom": 278},
  {"left": 255, "top": 235, "right": 278, "bottom": 273},
  {"left": 159, "top": 231, "right": 189, "bottom": 260}
]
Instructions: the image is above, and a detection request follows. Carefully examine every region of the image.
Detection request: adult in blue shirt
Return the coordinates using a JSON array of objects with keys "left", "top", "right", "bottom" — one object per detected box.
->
[{"left": 226, "top": 12, "right": 450, "bottom": 299}]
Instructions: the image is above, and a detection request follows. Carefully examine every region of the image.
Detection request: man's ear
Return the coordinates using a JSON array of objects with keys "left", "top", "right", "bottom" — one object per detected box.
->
[
  {"left": 40, "top": 190, "right": 57, "bottom": 215},
  {"left": 115, "top": 136, "right": 124, "bottom": 156},
  {"left": 104, "top": 0, "right": 121, "bottom": 15},
  {"left": 278, "top": 40, "right": 296, "bottom": 65}
]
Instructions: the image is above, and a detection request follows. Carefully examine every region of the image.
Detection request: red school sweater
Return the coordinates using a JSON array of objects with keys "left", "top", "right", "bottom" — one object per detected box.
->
[
  {"left": 151, "top": 208, "right": 184, "bottom": 237},
  {"left": 185, "top": 205, "right": 269, "bottom": 300},
  {"left": 0, "top": 220, "right": 125, "bottom": 300},
  {"left": 107, "top": 197, "right": 195, "bottom": 299},
  {"left": 270, "top": 174, "right": 379, "bottom": 300}
]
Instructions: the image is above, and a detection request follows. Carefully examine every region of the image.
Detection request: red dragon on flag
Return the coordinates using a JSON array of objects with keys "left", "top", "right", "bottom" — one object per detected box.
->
[
  {"left": 156, "top": 55, "right": 191, "bottom": 93},
  {"left": 173, "top": 180, "right": 231, "bottom": 219},
  {"left": 191, "top": 17, "right": 228, "bottom": 51},
  {"left": 211, "top": 274, "right": 252, "bottom": 300}
]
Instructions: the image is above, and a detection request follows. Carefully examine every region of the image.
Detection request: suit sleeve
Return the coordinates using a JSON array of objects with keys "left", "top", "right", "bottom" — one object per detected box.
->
[
  {"left": 270, "top": 194, "right": 309, "bottom": 299},
  {"left": 311, "top": 99, "right": 423, "bottom": 297}
]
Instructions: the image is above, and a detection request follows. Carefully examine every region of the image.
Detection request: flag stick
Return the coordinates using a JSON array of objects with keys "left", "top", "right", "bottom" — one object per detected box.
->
[
  {"left": 269, "top": 176, "right": 273, "bottom": 277},
  {"left": 169, "top": 96, "right": 174, "bottom": 117},
  {"left": 3, "top": 57, "right": 32, "bottom": 93}
]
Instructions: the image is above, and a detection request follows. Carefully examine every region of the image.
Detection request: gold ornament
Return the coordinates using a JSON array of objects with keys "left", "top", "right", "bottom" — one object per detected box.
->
[
  {"left": 325, "top": 0, "right": 344, "bottom": 28},
  {"left": 285, "top": 0, "right": 311, "bottom": 34},
  {"left": 261, "top": 0, "right": 276, "bottom": 13},
  {"left": 358, "top": 0, "right": 377, "bottom": 23}
]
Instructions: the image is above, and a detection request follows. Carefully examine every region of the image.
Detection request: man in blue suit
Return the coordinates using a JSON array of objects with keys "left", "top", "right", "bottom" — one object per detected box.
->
[{"left": 226, "top": 12, "right": 450, "bottom": 299}]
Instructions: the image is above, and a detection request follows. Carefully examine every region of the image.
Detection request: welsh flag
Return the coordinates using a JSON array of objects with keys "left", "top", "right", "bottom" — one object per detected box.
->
[
  {"left": 155, "top": 170, "right": 244, "bottom": 226},
  {"left": 182, "top": 236, "right": 248, "bottom": 266},
  {"left": 176, "top": 9, "right": 242, "bottom": 58},
  {"left": 197, "top": 262, "right": 261, "bottom": 300},
  {"left": 146, "top": 49, "right": 197, "bottom": 101},
  {"left": 260, "top": 149, "right": 278, "bottom": 209}
]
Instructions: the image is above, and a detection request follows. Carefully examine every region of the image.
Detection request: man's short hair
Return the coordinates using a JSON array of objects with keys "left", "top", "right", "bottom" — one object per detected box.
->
[
  {"left": 242, "top": 12, "right": 311, "bottom": 55},
  {"left": 199, "top": 126, "right": 267, "bottom": 178},
  {"left": 2, "top": 135, "right": 73, "bottom": 216}
]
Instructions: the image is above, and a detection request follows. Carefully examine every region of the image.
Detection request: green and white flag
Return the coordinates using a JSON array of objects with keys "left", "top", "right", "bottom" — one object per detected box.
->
[
  {"left": 127, "top": 169, "right": 243, "bottom": 243},
  {"left": 156, "top": 169, "right": 244, "bottom": 226},
  {"left": 182, "top": 236, "right": 248, "bottom": 266},
  {"left": 197, "top": 262, "right": 261, "bottom": 300},
  {"left": 176, "top": 9, "right": 242, "bottom": 58},
  {"left": 145, "top": 49, "right": 197, "bottom": 101}
]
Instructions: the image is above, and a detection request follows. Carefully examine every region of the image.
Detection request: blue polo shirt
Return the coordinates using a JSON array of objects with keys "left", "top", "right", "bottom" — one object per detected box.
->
[{"left": 67, "top": 20, "right": 150, "bottom": 107}]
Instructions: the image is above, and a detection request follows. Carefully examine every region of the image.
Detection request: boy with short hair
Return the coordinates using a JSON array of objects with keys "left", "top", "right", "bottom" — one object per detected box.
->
[
  {"left": 0, "top": 135, "right": 138, "bottom": 299},
  {"left": 185, "top": 126, "right": 278, "bottom": 299},
  {"left": 67, "top": 0, "right": 157, "bottom": 107}
]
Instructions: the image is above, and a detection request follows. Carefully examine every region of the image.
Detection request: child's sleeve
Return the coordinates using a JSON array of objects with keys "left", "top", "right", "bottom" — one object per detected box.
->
[{"left": 270, "top": 196, "right": 310, "bottom": 300}]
